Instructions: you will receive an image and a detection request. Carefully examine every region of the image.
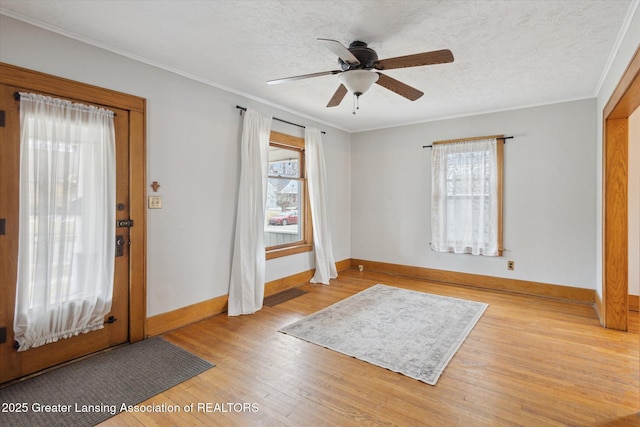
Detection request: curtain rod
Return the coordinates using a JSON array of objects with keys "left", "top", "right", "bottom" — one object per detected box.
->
[
  {"left": 236, "top": 105, "right": 326, "bottom": 134},
  {"left": 422, "top": 136, "right": 513, "bottom": 148},
  {"left": 14, "top": 91, "right": 118, "bottom": 116}
]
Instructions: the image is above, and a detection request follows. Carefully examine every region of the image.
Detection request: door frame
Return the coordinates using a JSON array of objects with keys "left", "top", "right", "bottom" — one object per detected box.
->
[
  {"left": 0, "top": 62, "right": 147, "bottom": 342},
  {"left": 602, "top": 45, "right": 640, "bottom": 330}
]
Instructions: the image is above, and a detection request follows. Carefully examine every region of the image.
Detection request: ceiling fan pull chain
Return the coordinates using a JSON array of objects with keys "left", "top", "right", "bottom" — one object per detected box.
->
[{"left": 352, "top": 93, "right": 364, "bottom": 115}]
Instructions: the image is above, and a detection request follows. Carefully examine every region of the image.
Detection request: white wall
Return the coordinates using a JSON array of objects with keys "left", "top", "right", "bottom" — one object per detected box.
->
[
  {"left": 0, "top": 16, "right": 352, "bottom": 317},
  {"left": 352, "top": 99, "right": 597, "bottom": 289},
  {"left": 595, "top": 3, "right": 640, "bottom": 299},
  {"left": 4, "top": 5, "right": 639, "bottom": 316}
]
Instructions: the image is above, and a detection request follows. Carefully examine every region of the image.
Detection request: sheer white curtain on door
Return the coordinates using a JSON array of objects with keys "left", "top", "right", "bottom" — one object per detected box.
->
[
  {"left": 431, "top": 138, "right": 499, "bottom": 256},
  {"left": 228, "top": 109, "right": 272, "bottom": 316},
  {"left": 305, "top": 127, "right": 337, "bottom": 284},
  {"left": 14, "top": 93, "right": 116, "bottom": 351}
]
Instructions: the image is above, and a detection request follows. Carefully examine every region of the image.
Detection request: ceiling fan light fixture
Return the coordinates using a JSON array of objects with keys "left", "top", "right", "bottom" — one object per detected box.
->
[{"left": 338, "top": 70, "right": 379, "bottom": 96}]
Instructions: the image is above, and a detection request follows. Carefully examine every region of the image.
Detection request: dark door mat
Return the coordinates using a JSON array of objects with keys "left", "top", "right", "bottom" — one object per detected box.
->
[
  {"left": 0, "top": 337, "right": 214, "bottom": 426},
  {"left": 264, "top": 287, "right": 308, "bottom": 307}
]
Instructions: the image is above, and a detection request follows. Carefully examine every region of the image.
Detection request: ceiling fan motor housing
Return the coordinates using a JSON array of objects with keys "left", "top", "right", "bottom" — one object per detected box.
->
[{"left": 339, "top": 41, "right": 379, "bottom": 70}]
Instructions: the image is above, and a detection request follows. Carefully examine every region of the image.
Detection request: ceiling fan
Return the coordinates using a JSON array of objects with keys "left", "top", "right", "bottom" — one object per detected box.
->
[{"left": 267, "top": 39, "right": 454, "bottom": 112}]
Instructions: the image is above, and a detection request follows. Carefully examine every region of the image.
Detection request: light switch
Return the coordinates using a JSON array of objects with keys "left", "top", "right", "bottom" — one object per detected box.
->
[{"left": 148, "top": 196, "right": 162, "bottom": 209}]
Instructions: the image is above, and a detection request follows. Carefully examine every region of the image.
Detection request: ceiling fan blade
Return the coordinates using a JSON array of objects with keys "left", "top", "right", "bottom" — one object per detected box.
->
[
  {"left": 375, "top": 49, "right": 454, "bottom": 70},
  {"left": 375, "top": 72, "right": 424, "bottom": 101},
  {"left": 326, "top": 84, "right": 348, "bottom": 108},
  {"left": 267, "top": 70, "right": 342, "bottom": 85},
  {"left": 317, "top": 38, "right": 361, "bottom": 66}
]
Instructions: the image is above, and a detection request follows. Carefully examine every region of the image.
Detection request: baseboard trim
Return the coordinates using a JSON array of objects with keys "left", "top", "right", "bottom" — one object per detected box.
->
[
  {"left": 629, "top": 294, "right": 639, "bottom": 312},
  {"left": 335, "top": 258, "right": 352, "bottom": 273},
  {"left": 594, "top": 292, "right": 603, "bottom": 325},
  {"left": 146, "top": 258, "right": 351, "bottom": 336},
  {"left": 351, "top": 259, "right": 596, "bottom": 304},
  {"left": 146, "top": 294, "right": 228, "bottom": 337}
]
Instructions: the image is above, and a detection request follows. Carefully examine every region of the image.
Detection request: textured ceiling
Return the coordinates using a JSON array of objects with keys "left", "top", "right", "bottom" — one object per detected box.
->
[{"left": 0, "top": 0, "right": 635, "bottom": 132}]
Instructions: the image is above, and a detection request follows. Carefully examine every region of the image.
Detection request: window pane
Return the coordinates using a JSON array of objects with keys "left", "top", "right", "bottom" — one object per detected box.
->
[
  {"left": 431, "top": 138, "right": 501, "bottom": 256},
  {"left": 265, "top": 133, "right": 311, "bottom": 257},
  {"left": 268, "top": 146, "right": 300, "bottom": 178},
  {"left": 265, "top": 177, "right": 302, "bottom": 247}
]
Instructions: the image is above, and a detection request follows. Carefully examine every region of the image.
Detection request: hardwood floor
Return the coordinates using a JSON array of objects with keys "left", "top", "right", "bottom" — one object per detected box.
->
[{"left": 101, "top": 270, "right": 639, "bottom": 426}]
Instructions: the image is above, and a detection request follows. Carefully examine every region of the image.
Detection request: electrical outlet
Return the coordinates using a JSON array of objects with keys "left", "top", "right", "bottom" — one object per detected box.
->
[
  {"left": 507, "top": 260, "right": 515, "bottom": 271},
  {"left": 148, "top": 196, "right": 162, "bottom": 209},
  {"left": 358, "top": 265, "right": 364, "bottom": 272}
]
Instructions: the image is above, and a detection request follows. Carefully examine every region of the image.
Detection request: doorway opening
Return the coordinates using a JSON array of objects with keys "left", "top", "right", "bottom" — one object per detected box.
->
[{"left": 602, "top": 46, "right": 640, "bottom": 330}]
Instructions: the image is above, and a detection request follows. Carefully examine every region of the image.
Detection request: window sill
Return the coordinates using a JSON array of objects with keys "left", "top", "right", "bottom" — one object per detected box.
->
[{"left": 266, "top": 243, "right": 313, "bottom": 260}]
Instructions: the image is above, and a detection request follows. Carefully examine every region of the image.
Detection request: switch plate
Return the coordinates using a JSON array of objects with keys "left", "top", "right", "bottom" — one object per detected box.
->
[{"left": 148, "top": 196, "right": 162, "bottom": 209}]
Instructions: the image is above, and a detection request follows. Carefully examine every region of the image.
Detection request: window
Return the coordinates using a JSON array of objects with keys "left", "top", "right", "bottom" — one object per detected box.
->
[
  {"left": 265, "top": 131, "right": 312, "bottom": 259},
  {"left": 431, "top": 136, "right": 503, "bottom": 256},
  {"left": 15, "top": 93, "right": 116, "bottom": 350}
]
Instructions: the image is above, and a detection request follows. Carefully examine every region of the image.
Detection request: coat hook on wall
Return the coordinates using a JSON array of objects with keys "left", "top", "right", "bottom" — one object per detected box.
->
[{"left": 151, "top": 181, "right": 160, "bottom": 192}]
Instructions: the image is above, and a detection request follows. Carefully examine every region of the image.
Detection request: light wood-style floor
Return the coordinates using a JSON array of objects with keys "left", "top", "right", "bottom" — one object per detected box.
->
[{"left": 101, "top": 269, "right": 639, "bottom": 426}]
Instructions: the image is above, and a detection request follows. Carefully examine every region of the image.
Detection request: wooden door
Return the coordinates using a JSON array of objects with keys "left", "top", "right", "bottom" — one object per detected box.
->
[{"left": 0, "top": 84, "right": 130, "bottom": 383}]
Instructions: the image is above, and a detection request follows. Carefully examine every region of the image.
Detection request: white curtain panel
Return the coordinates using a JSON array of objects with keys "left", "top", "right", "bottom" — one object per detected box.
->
[
  {"left": 305, "top": 127, "right": 337, "bottom": 284},
  {"left": 14, "top": 93, "right": 116, "bottom": 351},
  {"left": 431, "top": 138, "right": 499, "bottom": 256},
  {"left": 228, "top": 109, "right": 272, "bottom": 316}
]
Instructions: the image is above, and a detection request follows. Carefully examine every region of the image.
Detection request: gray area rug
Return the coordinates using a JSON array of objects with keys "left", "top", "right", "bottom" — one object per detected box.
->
[
  {"left": 279, "top": 284, "right": 488, "bottom": 385},
  {"left": 0, "top": 336, "right": 214, "bottom": 426}
]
